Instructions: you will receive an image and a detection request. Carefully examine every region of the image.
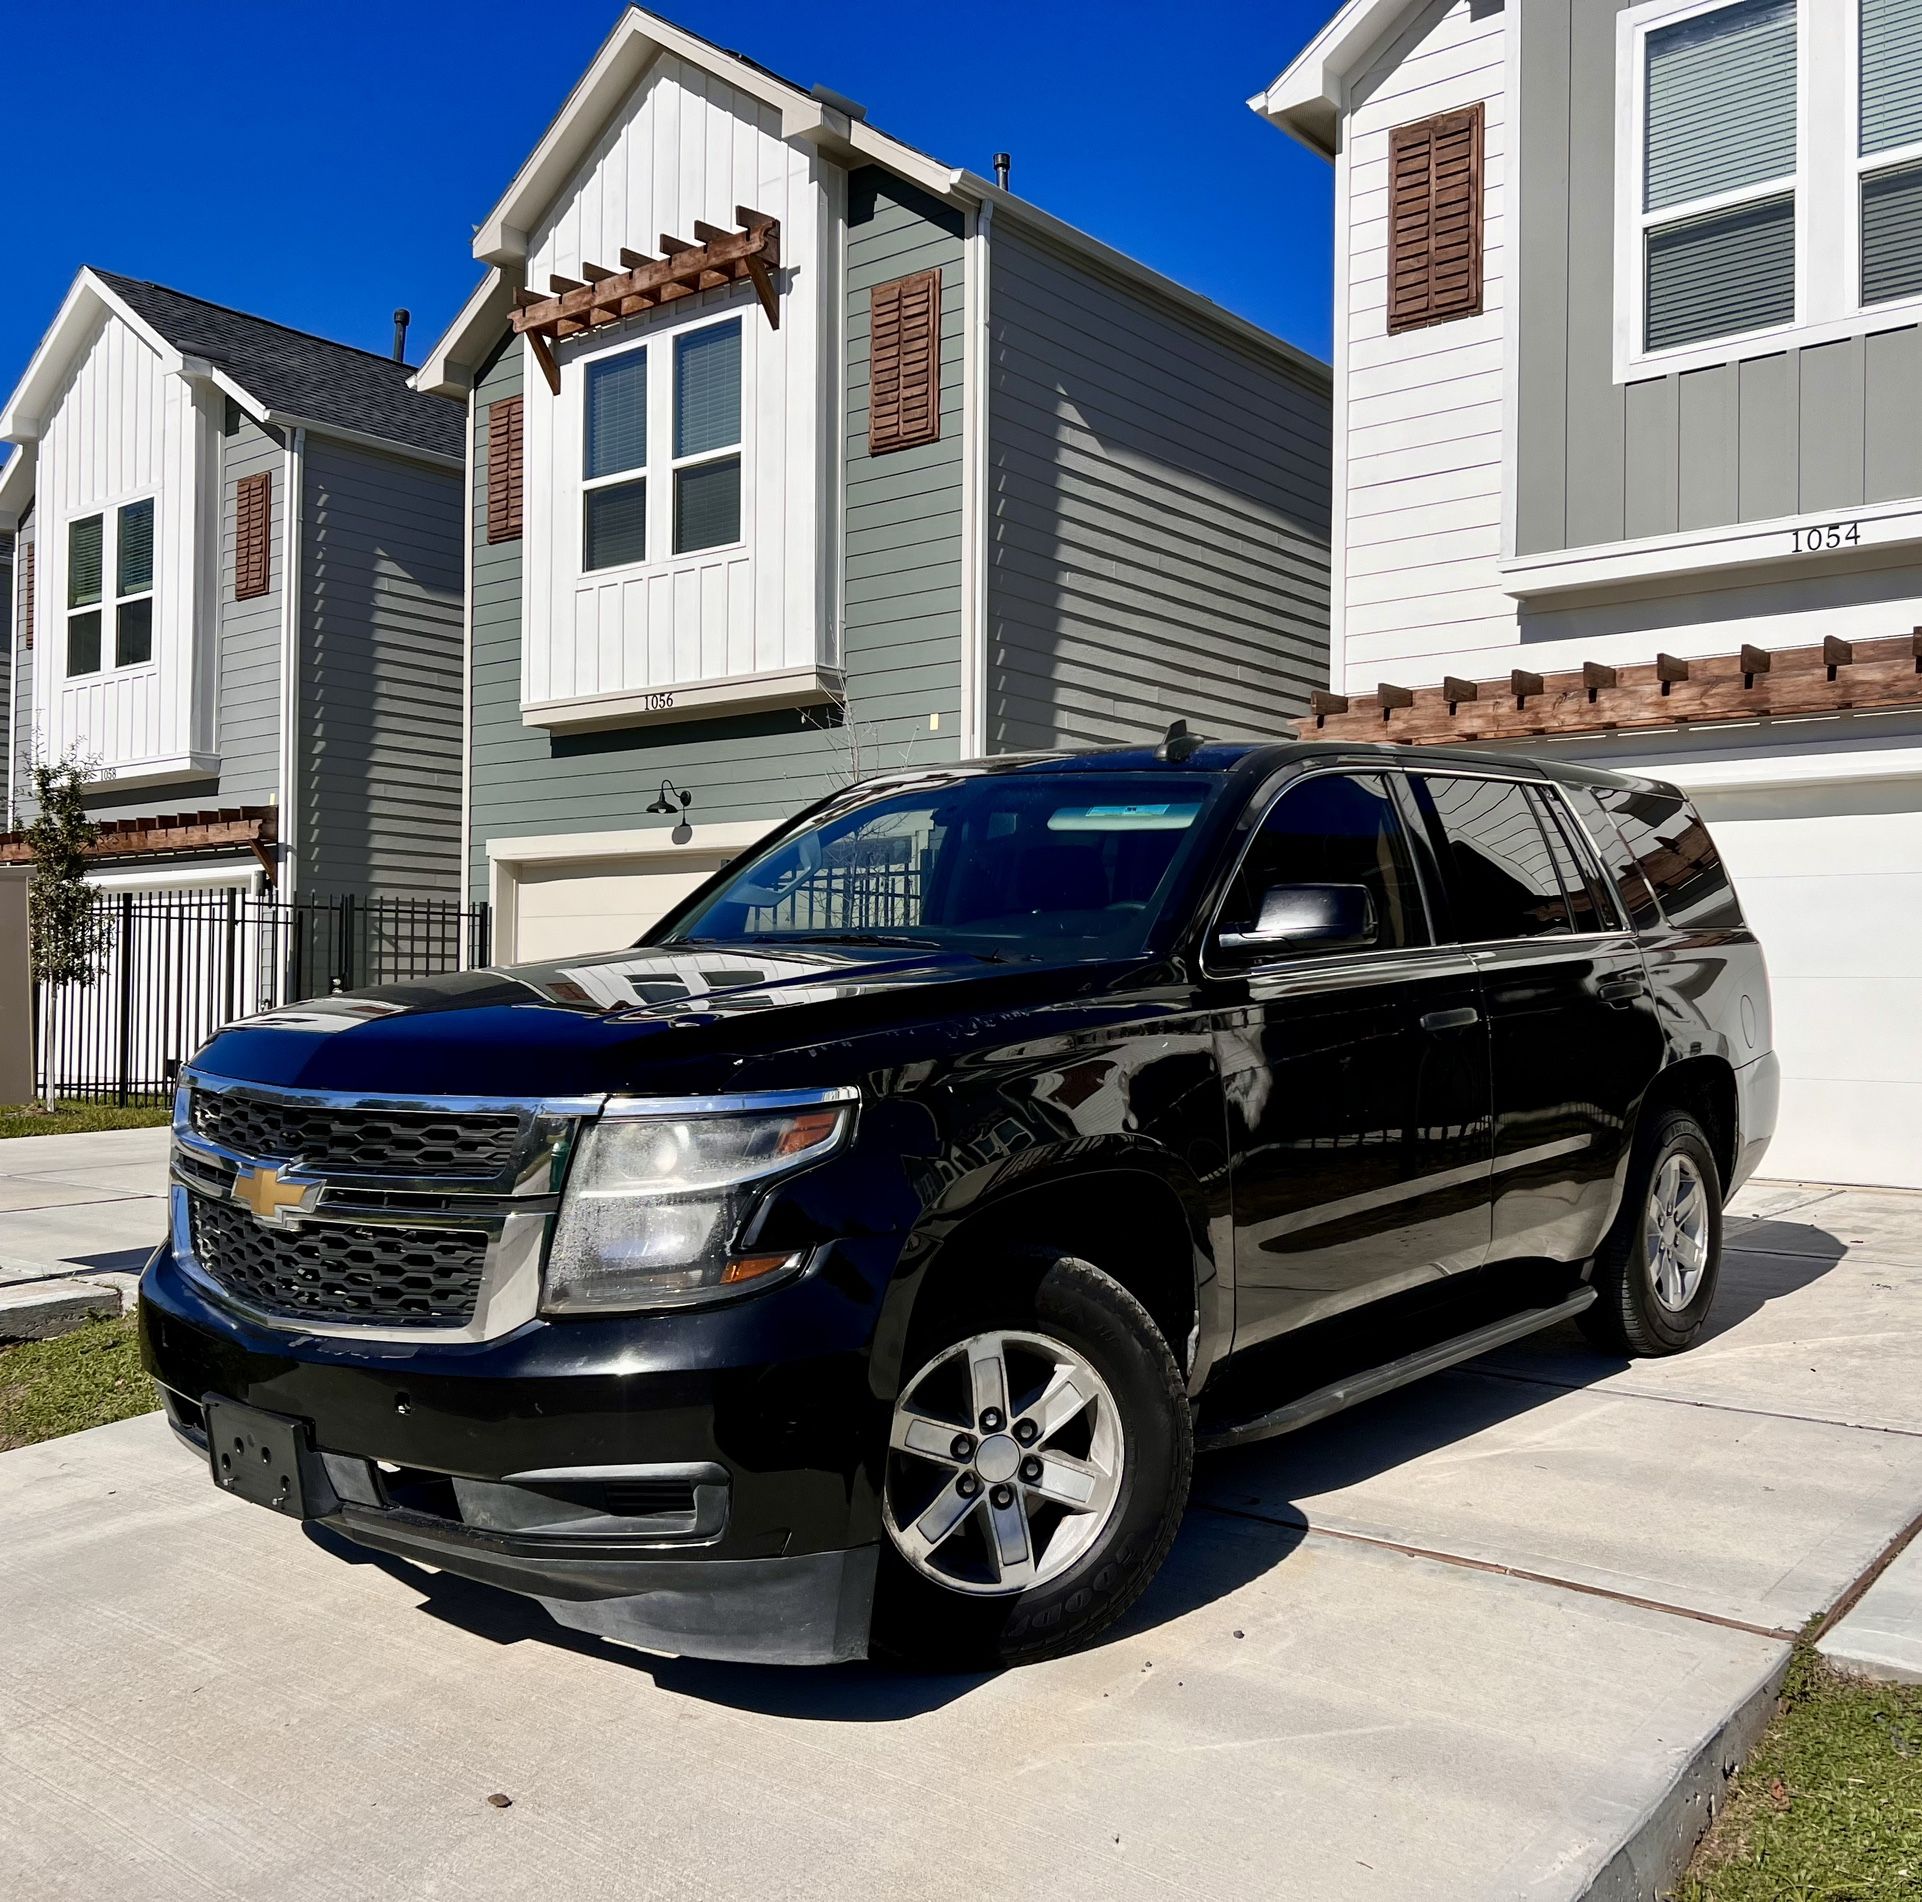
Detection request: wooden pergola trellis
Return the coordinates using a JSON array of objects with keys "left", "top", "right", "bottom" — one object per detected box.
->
[
  {"left": 509, "top": 208, "right": 781, "bottom": 395},
  {"left": 1307, "top": 629, "right": 1922, "bottom": 746}
]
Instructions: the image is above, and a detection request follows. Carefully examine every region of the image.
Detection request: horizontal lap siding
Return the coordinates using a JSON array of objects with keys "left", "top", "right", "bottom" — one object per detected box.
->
[
  {"left": 215, "top": 417, "right": 283, "bottom": 808},
  {"left": 1340, "top": 0, "right": 1508, "bottom": 692},
  {"left": 299, "top": 437, "right": 464, "bottom": 897},
  {"left": 844, "top": 168, "right": 965, "bottom": 766},
  {"left": 465, "top": 341, "right": 848, "bottom": 905},
  {"left": 986, "top": 224, "right": 1330, "bottom": 751}
]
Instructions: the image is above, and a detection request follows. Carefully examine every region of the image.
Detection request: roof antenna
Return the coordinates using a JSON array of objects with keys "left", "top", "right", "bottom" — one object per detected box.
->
[
  {"left": 391, "top": 308, "right": 411, "bottom": 363},
  {"left": 994, "top": 151, "right": 1012, "bottom": 191},
  {"left": 1157, "top": 718, "right": 1204, "bottom": 763}
]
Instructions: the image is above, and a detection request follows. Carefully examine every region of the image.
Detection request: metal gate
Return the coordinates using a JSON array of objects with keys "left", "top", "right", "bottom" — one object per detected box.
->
[{"left": 35, "top": 891, "right": 491, "bottom": 1106}]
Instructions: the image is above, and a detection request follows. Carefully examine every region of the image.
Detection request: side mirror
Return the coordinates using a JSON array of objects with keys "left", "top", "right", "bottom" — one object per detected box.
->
[{"left": 1216, "top": 882, "right": 1378, "bottom": 959}]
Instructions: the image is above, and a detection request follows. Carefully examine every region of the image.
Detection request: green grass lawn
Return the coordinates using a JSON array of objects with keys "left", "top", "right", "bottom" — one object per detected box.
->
[
  {"left": 0, "top": 1100, "right": 172, "bottom": 1141},
  {"left": 1676, "top": 1644, "right": 1922, "bottom": 1900},
  {"left": 0, "top": 1312, "right": 158, "bottom": 1452}
]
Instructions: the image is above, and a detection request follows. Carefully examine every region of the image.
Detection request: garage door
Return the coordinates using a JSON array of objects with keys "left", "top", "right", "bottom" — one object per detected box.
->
[
  {"left": 1690, "top": 775, "right": 1922, "bottom": 1189},
  {"left": 509, "top": 853, "right": 732, "bottom": 963}
]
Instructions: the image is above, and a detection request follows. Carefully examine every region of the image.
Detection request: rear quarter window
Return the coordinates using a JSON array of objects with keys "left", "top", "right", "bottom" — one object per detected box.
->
[
  {"left": 1593, "top": 786, "right": 1744, "bottom": 932},
  {"left": 1564, "top": 786, "right": 1662, "bottom": 931}
]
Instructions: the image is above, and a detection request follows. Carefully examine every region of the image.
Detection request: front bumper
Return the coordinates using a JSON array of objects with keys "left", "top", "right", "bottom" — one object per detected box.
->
[{"left": 140, "top": 1236, "right": 902, "bottom": 1664}]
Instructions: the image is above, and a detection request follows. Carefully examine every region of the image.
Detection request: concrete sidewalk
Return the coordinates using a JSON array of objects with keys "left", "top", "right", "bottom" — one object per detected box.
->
[{"left": 0, "top": 1164, "right": 1918, "bottom": 1900}]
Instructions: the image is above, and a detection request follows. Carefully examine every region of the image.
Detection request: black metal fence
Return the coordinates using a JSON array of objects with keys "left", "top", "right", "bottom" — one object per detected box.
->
[{"left": 36, "top": 890, "right": 491, "bottom": 1106}]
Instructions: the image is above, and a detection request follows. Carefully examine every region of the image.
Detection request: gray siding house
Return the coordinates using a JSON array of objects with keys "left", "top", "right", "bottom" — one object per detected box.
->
[
  {"left": 1256, "top": 0, "right": 1922, "bottom": 1189},
  {"left": 417, "top": 7, "right": 1331, "bottom": 961},
  {"left": 0, "top": 270, "right": 465, "bottom": 901}
]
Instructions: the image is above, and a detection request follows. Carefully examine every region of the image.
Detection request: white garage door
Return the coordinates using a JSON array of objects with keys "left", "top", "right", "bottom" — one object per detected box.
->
[
  {"left": 509, "top": 853, "right": 732, "bottom": 963},
  {"left": 1690, "top": 776, "right": 1922, "bottom": 1189}
]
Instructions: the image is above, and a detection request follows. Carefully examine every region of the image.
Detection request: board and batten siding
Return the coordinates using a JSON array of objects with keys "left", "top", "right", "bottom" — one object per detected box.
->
[
  {"left": 843, "top": 168, "right": 965, "bottom": 762},
  {"left": 1337, "top": 0, "right": 1508, "bottom": 690},
  {"left": 520, "top": 51, "right": 832, "bottom": 710},
  {"left": 985, "top": 223, "right": 1330, "bottom": 749},
  {"left": 9, "top": 524, "right": 30, "bottom": 825},
  {"left": 298, "top": 437, "right": 463, "bottom": 898},
  {"left": 466, "top": 341, "right": 847, "bottom": 904},
  {"left": 1516, "top": 0, "right": 1922, "bottom": 558},
  {"left": 0, "top": 531, "right": 12, "bottom": 818},
  {"left": 32, "top": 306, "right": 216, "bottom": 774}
]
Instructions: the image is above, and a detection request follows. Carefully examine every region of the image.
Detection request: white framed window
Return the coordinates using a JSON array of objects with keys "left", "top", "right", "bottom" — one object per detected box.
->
[
  {"left": 578, "top": 312, "right": 744, "bottom": 576},
  {"left": 1615, "top": 0, "right": 1922, "bottom": 377},
  {"left": 64, "top": 496, "right": 155, "bottom": 679}
]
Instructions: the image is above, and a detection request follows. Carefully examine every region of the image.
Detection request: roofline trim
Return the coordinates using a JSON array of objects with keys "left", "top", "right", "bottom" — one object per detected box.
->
[
  {"left": 0, "top": 268, "right": 188, "bottom": 445},
  {"left": 1248, "top": 0, "right": 1423, "bottom": 158}
]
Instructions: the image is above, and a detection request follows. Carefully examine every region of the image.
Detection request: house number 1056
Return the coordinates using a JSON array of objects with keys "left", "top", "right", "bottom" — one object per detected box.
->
[
  {"left": 641, "top": 692, "right": 676, "bottom": 712},
  {"left": 1792, "top": 522, "right": 1862, "bottom": 553}
]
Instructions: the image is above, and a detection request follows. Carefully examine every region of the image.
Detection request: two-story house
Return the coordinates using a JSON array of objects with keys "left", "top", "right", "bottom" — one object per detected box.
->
[
  {"left": 413, "top": 7, "right": 1333, "bottom": 964},
  {"left": 0, "top": 269, "right": 465, "bottom": 903},
  {"left": 1256, "top": 0, "right": 1922, "bottom": 1189}
]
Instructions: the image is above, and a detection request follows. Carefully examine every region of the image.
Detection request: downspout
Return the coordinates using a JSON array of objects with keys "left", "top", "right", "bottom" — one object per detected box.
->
[
  {"left": 458, "top": 395, "right": 476, "bottom": 960},
  {"left": 960, "top": 198, "right": 993, "bottom": 757},
  {"left": 276, "top": 427, "right": 305, "bottom": 901}
]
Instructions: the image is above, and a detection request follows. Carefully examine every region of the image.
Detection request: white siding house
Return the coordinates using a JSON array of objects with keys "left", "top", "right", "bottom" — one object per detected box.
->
[{"left": 1258, "top": 0, "right": 1922, "bottom": 1190}]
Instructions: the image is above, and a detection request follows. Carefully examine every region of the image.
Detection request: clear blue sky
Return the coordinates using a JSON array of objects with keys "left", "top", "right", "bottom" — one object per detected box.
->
[{"left": 2, "top": 0, "right": 1336, "bottom": 404}]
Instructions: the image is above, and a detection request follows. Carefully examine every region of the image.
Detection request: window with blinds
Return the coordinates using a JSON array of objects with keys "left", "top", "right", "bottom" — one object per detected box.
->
[
  {"left": 1639, "top": 0, "right": 1798, "bottom": 353},
  {"left": 1861, "top": 0, "right": 1922, "bottom": 306},
  {"left": 1387, "top": 106, "right": 1485, "bottom": 334},
  {"left": 580, "top": 316, "right": 744, "bottom": 574}
]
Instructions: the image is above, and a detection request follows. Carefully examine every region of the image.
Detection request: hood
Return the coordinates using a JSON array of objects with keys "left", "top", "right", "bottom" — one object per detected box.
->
[{"left": 190, "top": 941, "right": 1157, "bottom": 1098}]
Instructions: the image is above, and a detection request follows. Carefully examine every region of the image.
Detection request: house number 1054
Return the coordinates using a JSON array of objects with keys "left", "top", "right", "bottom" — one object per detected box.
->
[{"left": 1792, "top": 522, "right": 1862, "bottom": 553}]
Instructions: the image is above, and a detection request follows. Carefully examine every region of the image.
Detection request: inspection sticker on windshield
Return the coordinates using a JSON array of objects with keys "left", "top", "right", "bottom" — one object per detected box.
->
[{"left": 1049, "top": 802, "right": 1201, "bottom": 832}]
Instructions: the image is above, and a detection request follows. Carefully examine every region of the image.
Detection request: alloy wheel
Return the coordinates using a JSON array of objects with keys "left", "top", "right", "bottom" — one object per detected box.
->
[
  {"left": 881, "top": 1329, "right": 1125, "bottom": 1597},
  {"left": 1646, "top": 1152, "right": 1710, "bottom": 1310}
]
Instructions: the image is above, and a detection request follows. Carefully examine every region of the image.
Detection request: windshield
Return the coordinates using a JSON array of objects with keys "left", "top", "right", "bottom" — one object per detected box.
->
[{"left": 662, "top": 771, "right": 1222, "bottom": 959}]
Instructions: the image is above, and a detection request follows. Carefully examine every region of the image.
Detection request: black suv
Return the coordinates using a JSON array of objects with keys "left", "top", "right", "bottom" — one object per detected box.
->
[{"left": 140, "top": 741, "right": 1777, "bottom": 1668}]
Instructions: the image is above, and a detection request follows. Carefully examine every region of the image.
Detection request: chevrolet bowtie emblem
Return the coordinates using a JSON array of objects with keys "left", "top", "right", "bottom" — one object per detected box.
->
[{"left": 231, "top": 1164, "right": 315, "bottom": 1224}]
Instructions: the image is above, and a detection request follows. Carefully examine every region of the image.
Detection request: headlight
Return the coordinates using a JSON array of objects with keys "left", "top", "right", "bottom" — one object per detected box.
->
[{"left": 541, "top": 1091, "right": 854, "bottom": 1313}]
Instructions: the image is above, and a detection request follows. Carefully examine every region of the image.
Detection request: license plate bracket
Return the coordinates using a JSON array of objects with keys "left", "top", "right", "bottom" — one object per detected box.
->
[{"left": 203, "top": 1396, "right": 318, "bottom": 1519}]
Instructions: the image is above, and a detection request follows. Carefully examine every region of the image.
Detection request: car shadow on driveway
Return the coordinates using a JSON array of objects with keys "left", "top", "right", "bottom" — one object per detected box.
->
[{"left": 305, "top": 1218, "right": 1852, "bottom": 1701}]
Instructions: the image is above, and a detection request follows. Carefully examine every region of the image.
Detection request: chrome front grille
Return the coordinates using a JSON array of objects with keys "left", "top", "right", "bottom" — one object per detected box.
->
[
  {"left": 171, "top": 1070, "right": 601, "bottom": 1343},
  {"left": 189, "top": 1195, "right": 489, "bottom": 1328},
  {"left": 189, "top": 1090, "right": 521, "bottom": 1178}
]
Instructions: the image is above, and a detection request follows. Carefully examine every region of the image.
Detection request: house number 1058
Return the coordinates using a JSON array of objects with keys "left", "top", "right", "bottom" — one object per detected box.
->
[{"left": 1792, "top": 522, "right": 1862, "bottom": 553}]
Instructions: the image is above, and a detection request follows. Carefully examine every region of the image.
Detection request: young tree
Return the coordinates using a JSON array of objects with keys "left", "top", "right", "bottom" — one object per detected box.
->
[{"left": 25, "top": 754, "right": 107, "bottom": 988}]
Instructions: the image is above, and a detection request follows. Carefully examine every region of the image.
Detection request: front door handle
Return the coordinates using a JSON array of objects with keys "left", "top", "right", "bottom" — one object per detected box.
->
[
  {"left": 1420, "top": 1006, "right": 1481, "bottom": 1033},
  {"left": 1596, "top": 972, "right": 1645, "bottom": 1008}
]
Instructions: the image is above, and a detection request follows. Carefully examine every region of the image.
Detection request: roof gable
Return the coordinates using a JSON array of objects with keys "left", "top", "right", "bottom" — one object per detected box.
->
[
  {"left": 0, "top": 268, "right": 462, "bottom": 466},
  {"left": 1250, "top": 0, "right": 1427, "bottom": 156}
]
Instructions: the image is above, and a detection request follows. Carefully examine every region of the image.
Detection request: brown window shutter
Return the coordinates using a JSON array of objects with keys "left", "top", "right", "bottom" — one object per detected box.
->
[
  {"left": 1387, "top": 103, "right": 1484, "bottom": 335},
  {"left": 486, "top": 395, "right": 524, "bottom": 543},
  {"left": 22, "top": 543, "right": 33, "bottom": 650},
  {"left": 235, "top": 470, "right": 272, "bottom": 600},
  {"left": 869, "top": 268, "right": 942, "bottom": 454}
]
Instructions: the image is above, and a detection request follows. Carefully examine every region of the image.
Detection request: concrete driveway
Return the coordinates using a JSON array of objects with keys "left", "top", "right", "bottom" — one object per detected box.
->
[{"left": 2, "top": 1149, "right": 1919, "bottom": 1901}]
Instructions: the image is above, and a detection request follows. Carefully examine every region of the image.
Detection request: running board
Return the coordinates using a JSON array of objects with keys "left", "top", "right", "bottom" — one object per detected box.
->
[{"left": 1196, "top": 1287, "right": 1597, "bottom": 1453}]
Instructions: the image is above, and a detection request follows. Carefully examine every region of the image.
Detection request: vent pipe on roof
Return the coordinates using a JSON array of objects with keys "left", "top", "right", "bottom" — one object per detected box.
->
[
  {"left": 994, "top": 152, "right": 1012, "bottom": 191},
  {"left": 391, "top": 309, "right": 411, "bottom": 363}
]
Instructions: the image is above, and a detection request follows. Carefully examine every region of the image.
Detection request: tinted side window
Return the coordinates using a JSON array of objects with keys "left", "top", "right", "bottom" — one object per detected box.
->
[
  {"left": 1596, "top": 787, "right": 1744, "bottom": 931},
  {"left": 1415, "top": 775, "right": 1574, "bottom": 940},
  {"left": 1565, "top": 784, "right": 1662, "bottom": 930},
  {"left": 1221, "top": 772, "right": 1428, "bottom": 951},
  {"left": 1533, "top": 787, "right": 1619, "bottom": 931}
]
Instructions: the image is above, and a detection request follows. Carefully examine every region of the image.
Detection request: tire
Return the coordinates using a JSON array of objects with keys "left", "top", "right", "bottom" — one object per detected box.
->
[
  {"left": 870, "top": 1252, "right": 1192, "bottom": 1670},
  {"left": 1579, "top": 1105, "right": 1724, "bottom": 1357}
]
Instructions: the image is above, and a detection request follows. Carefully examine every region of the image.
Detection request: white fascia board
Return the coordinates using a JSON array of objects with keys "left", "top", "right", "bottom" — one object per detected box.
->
[
  {"left": 485, "top": 820, "right": 769, "bottom": 864},
  {"left": 473, "top": 8, "right": 810, "bottom": 265},
  {"left": 1249, "top": 0, "right": 1422, "bottom": 158},
  {"left": 414, "top": 269, "right": 516, "bottom": 399},
  {"left": 0, "top": 267, "right": 185, "bottom": 444},
  {"left": 0, "top": 445, "right": 33, "bottom": 529},
  {"left": 956, "top": 174, "right": 1331, "bottom": 384}
]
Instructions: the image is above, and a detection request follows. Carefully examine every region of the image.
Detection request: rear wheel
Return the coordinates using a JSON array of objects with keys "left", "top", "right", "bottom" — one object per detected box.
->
[
  {"left": 1580, "top": 1105, "right": 1723, "bottom": 1356},
  {"left": 870, "top": 1253, "right": 1191, "bottom": 1669}
]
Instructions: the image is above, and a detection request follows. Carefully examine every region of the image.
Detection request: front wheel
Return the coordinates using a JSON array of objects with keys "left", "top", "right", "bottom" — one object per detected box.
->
[
  {"left": 1580, "top": 1105, "right": 1724, "bottom": 1356},
  {"left": 870, "top": 1254, "right": 1191, "bottom": 1669}
]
